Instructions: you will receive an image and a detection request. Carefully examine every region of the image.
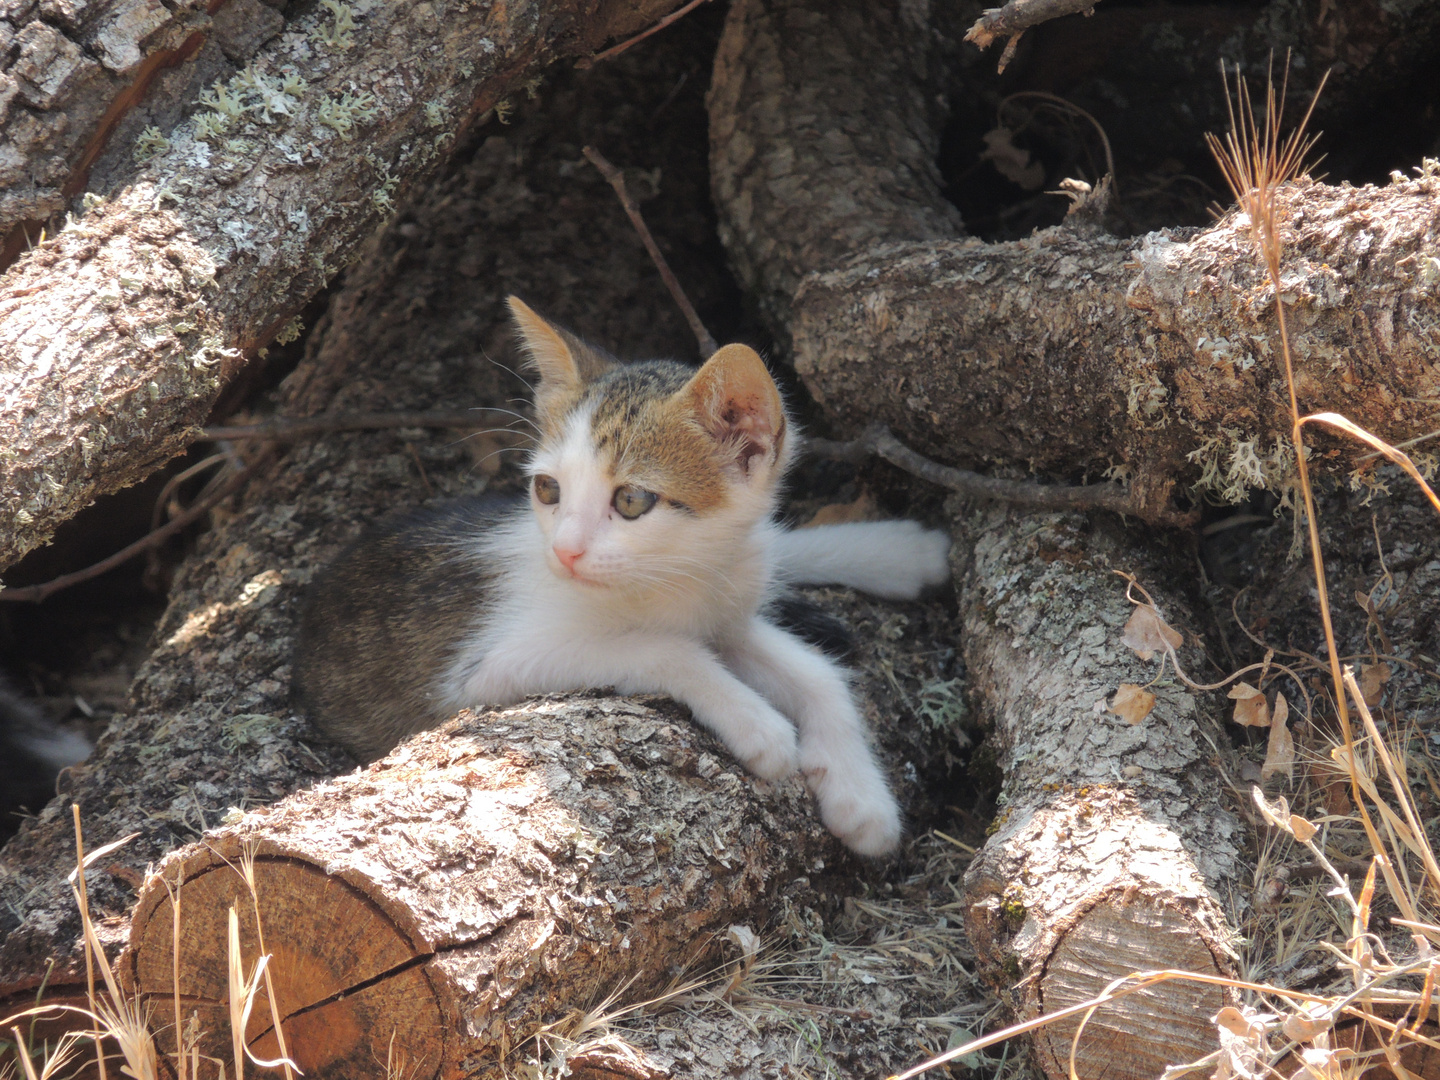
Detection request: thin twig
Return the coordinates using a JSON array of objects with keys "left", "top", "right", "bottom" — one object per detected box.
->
[
  {"left": 575, "top": 0, "right": 714, "bottom": 70},
  {"left": 202, "top": 410, "right": 485, "bottom": 442},
  {"left": 965, "top": 0, "right": 1105, "bottom": 72},
  {"left": 809, "top": 424, "right": 1197, "bottom": 527},
  {"left": 0, "top": 462, "right": 257, "bottom": 604},
  {"left": 582, "top": 145, "right": 719, "bottom": 359},
  {"left": 999, "top": 90, "right": 1118, "bottom": 195}
]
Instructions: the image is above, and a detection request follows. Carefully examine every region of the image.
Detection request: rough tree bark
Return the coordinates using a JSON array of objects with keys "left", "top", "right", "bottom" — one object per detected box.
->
[
  {"left": 0, "top": 116, "right": 962, "bottom": 1067},
  {"left": 121, "top": 703, "right": 834, "bottom": 1079},
  {"left": 708, "top": 0, "right": 1440, "bottom": 514},
  {"left": 705, "top": 1, "right": 1298, "bottom": 1076},
  {"left": 0, "top": 0, "right": 685, "bottom": 573},
  {"left": 952, "top": 502, "right": 1246, "bottom": 1080}
]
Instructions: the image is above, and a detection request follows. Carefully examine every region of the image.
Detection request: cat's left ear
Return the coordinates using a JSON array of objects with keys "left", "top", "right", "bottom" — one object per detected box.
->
[{"left": 686, "top": 344, "right": 787, "bottom": 477}]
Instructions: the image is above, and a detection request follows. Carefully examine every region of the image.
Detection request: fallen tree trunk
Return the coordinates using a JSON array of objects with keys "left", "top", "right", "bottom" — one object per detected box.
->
[
  {"left": 708, "top": 0, "right": 1440, "bottom": 513},
  {"left": 122, "top": 699, "right": 832, "bottom": 1079},
  {"left": 951, "top": 501, "right": 1246, "bottom": 1080},
  {"left": 0, "top": 0, "right": 685, "bottom": 572}
]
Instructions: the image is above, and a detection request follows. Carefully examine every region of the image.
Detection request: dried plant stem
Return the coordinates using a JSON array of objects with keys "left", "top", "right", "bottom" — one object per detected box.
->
[
  {"left": 574, "top": 0, "right": 714, "bottom": 69},
  {"left": 582, "top": 145, "right": 719, "bottom": 359},
  {"left": 202, "top": 410, "right": 485, "bottom": 442},
  {"left": 71, "top": 804, "right": 108, "bottom": 1080}
]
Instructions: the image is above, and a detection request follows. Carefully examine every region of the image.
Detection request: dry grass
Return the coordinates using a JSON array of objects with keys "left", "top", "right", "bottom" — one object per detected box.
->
[{"left": 0, "top": 816, "right": 301, "bottom": 1080}]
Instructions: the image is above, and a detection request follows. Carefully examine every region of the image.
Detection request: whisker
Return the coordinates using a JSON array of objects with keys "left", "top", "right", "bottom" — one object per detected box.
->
[{"left": 483, "top": 349, "right": 538, "bottom": 395}]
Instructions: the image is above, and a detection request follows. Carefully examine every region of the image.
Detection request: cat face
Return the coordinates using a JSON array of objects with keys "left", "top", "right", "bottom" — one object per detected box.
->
[{"left": 508, "top": 297, "right": 790, "bottom": 593}]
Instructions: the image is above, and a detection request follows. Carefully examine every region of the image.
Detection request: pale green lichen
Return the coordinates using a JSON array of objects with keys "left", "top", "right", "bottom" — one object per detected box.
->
[
  {"left": 424, "top": 100, "right": 447, "bottom": 127},
  {"left": 133, "top": 125, "right": 171, "bottom": 163},
  {"left": 193, "top": 111, "right": 232, "bottom": 143},
  {"left": 317, "top": 90, "right": 378, "bottom": 138},
  {"left": 313, "top": 0, "right": 357, "bottom": 48},
  {"left": 493, "top": 98, "right": 514, "bottom": 124},
  {"left": 274, "top": 316, "right": 304, "bottom": 345}
]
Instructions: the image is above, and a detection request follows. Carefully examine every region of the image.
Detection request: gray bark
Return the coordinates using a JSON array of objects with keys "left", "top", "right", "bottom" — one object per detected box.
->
[
  {"left": 952, "top": 501, "right": 1246, "bottom": 1080},
  {"left": 0, "top": 0, "right": 685, "bottom": 573},
  {"left": 121, "top": 701, "right": 836, "bottom": 1079},
  {"left": 708, "top": 0, "right": 1440, "bottom": 513}
]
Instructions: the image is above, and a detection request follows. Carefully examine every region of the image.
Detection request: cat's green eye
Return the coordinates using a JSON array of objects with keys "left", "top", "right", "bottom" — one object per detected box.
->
[
  {"left": 533, "top": 474, "right": 560, "bottom": 505},
  {"left": 613, "top": 485, "right": 658, "bottom": 520}
]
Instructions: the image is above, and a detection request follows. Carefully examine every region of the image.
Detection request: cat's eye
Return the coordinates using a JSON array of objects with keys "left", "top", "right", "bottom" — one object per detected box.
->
[
  {"left": 533, "top": 474, "right": 560, "bottom": 505},
  {"left": 613, "top": 485, "right": 658, "bottom": 519}
]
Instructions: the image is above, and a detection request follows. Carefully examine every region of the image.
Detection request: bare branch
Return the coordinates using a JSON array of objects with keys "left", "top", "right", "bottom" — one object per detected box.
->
[
  {"left": 583, "top": 146, "right": 719, "bottom": 359},
  {"left": 967, "top": 0, "right": 1104, "bottom": 72},
  {"left": 808, "top": 425, "right": 1197, "bottom": 527}
]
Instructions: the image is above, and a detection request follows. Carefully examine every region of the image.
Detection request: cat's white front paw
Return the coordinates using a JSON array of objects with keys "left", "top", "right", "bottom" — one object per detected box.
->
[
  {"left": 803, "top": 751, "right": 903, "bottom": 856},
  {"left": 724, "top": 701, "right": 800, "bottom": 781}
]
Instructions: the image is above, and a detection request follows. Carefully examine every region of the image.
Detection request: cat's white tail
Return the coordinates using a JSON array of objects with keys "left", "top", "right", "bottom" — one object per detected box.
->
[{"left": 772, "top": 521, "right": 951, "bottom": 600}]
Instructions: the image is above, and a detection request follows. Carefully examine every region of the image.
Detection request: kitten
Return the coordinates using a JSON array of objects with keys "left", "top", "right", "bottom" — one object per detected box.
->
[{"left": 293, "top": 298, "right": 951, "bottom": 855}]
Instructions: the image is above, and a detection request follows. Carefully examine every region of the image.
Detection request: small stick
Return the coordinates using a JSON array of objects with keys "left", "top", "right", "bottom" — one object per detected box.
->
[
  {"left": 966, "top": 0, "right": 1105, "bottom": 70},
  {"left": 0, "top": 462, "right": 257, "bottom": 604},
  {"left": 582, "top": 145, "right": 719, "bottom": 359},
  {"left": 202, "top": 410, "right": 485, "bottom": 442},
  {"left": 575, "top": 0, "right": 714, "bottom": 70},
  {"left": 809, "top": 424, "right": 1197, "bottom": 527}
]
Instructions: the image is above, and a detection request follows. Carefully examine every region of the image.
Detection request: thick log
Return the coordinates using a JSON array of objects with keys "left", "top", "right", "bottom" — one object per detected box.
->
[
  {"left": 951, "top": 501, "right": 1246, "bottom": 1080},
  {"left": 708, "top": 0, "right": 1440, "bottom": 510},
  {"left": 0, "top": 0, "right": 685, "bottom": 573},
  {"left": 793, "top": 178, "right": 1440, "bottom": 512},
  {"left": 121, "top": 700, "right": 833, "bottom": 1079}
]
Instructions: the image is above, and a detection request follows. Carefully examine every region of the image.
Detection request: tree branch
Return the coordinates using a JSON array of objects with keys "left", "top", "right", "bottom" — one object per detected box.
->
[
  {"left": 583, "top": 145, "right": 718, "bottom": 358},
  {"left": 809, "top": 425, "right": 1197, "bottom": 527}
]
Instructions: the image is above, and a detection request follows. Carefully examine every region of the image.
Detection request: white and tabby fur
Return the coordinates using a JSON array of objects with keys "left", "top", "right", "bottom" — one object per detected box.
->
[{"left": 294, "top": 298, "right": 950, "bottom": 856}]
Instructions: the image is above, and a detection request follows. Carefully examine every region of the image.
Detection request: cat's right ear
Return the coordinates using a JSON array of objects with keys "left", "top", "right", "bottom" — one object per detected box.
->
[
  {"left": 508, "top": 297, "right": 614, "bottom": 431},
  {"left": 508, "top": 296, "right": 581, "bottom": 406}
]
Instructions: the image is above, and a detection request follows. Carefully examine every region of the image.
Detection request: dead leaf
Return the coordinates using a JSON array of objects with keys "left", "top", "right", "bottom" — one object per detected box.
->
[
  {"left": 1282, "top": 1002, "right": 1332, "bottom": 1043},
  {"left": 1228, "top": 682, "right": 1270, "bottom": 727},
  {"left": 1357, "top": 662, "right": 1391, "bottom": 707},
  {"left": 1261, "top": 693, "right": 1294, "bottom": 783},
  {"left": 1214, "top": 1006, "right": 1267, "bottom": 1040},
  {"left": 980, "top": 127, "right": 1045, "bottom": 190},
  {"left": 1121, "top": 604, "right": 1183, "bottom": 661},
  {"left": 802, "top": 490, "right": 877, "bottom": 527},
  {"left": 1109, "top": 683, "right": 1156, "bottom": 725},
  {"left": 1288, "top": 813, "right": 1317, "bottom": 844}
]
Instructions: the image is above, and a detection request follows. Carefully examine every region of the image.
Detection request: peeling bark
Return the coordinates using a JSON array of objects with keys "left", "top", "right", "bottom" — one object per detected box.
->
[
  {"left": 122, "top": 702, "right": 834, "bottom": 1079},
  {"left": 0, "top": 0, "right": 685, "bottom": 573},
  {"left": 951, "top": 502, "right": 1246, "bottom": 1080},
  {"left": 708, "top": 0, "right": 1440, "bottom": 508}
]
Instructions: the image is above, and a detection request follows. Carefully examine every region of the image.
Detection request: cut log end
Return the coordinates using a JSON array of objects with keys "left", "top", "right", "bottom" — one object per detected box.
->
[
  {"left": 120, "top": 701, "right": 839, "bottom": 1078},
  {"left": 127, "top": 852, "right": 452, "bottom": 1078},
  {"left": 1037, "top": 897, "right": 1227, "bottom": 1079}
]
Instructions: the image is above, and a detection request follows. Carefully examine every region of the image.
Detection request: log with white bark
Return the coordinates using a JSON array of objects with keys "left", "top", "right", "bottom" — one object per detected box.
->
[
  {"left": 709, "top": 3, "right": 1265, "bottom": 1075},
  {"left": 121, "top": 700, "right": 834, "bottom": 1079},
  {"left": 0, "top": 0, "right": 685, "bottom": 573},
  {"left": 951, "top": 501, "right": 1245, "bottom": 1080},
  {"left": 708, "top": 0, "right": 1440, "bottom": 515}
]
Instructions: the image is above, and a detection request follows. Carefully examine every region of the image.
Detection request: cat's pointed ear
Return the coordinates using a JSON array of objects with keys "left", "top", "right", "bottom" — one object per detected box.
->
[
  {"left": 508, "top": 296, "right": 611, "bottom": 429},
  {"left": 686, "top": 344, "right": 787, "bottom": 476},
  {"left": 508, "top": 295, "right": 581, "bottom": 391}
]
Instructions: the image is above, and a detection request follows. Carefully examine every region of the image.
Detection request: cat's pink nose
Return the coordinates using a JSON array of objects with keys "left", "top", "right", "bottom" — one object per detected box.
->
[{"left": 553, "top": 544, "right": 584, "bottom": 572}]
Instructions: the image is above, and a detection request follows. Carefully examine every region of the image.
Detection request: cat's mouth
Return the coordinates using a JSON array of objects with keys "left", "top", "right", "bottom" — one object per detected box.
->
[{"left": 553, "top": 561, "right": 606, "bottom": 588}]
